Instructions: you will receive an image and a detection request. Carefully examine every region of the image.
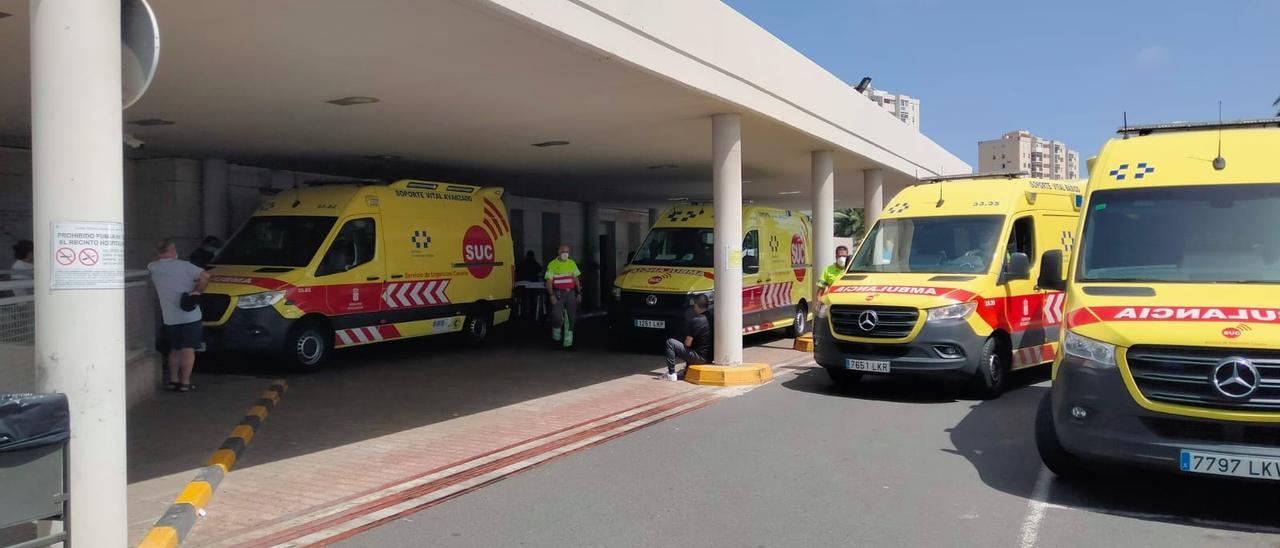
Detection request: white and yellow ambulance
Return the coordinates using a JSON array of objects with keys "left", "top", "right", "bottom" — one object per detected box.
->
[
  {"left": 1036, "top": 119, "right": 1280, "bottom": 481},
  {"left": 814, "top": 174, "right": 1084, "bottom": 398},
  {"left": 200, "top": 180, "right": 514, "bottom": 368},
  {"left": 609, "top": 203, "right": 813, "bottom": 339}
]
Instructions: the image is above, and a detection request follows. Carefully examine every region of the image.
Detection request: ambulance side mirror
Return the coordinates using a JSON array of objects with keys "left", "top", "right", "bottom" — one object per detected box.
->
[
  {"left": 1037, "top": 250, "right": 1067, "bottom": 291},
  {"left": 1003, "top": 252, "right": 1031, "bottom": 283}
]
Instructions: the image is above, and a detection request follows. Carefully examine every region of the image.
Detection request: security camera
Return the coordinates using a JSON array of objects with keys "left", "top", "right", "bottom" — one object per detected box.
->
[{"left": 123, "top": 133, "right": 145, "bottom": 149}]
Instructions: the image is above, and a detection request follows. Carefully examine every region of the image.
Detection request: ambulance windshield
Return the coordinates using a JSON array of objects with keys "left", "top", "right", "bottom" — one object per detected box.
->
[
  {"left": 848, "top": 215, "right": 1004, "bottom": 274},
  {"left": 214, "top": 215, "right": 338, "bottom": 267},
  {"left": 633, "top": 228, "right": 715, "bottom": 267},
  {"left": 1079, "top": 184, "right": 1280, "bottom": 283}
]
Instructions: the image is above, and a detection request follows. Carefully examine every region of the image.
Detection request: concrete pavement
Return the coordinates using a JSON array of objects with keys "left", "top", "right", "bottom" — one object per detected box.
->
[{"left": 339, "top": 361, "right": 1280, "bottom": 548}]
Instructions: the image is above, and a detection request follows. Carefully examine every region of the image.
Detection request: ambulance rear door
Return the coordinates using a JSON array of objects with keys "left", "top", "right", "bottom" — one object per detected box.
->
[{"left": 761, "top": 215, "right": 800, "bottom": 325}]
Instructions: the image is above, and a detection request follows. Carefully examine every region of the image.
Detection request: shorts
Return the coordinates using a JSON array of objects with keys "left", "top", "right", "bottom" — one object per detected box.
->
[{"left": 164, "top": 320, "right": 204, "bottom": 350}]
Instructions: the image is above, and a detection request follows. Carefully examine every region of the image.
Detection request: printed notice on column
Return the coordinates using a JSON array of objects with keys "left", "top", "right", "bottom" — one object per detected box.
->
[{"left": 50, "top": 221, "right": 125, "bottom": 290}]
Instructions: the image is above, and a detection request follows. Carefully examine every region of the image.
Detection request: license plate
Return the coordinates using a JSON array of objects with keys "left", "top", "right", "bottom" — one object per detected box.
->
[
  {"left": 1180, "top": 450, "right": 1280, "bottom": 481},
  {"left": 846, "top": 359, "right": 890, "bottom": 373},
  {"left": 634, "top": 319, "right": 666, "bottom": 329}
]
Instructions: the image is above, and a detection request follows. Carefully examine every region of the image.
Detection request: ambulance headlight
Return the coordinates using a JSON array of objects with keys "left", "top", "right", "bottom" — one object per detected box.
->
[
  {"left": 1063, "top": 330, "right": 1116, "bottom": 368},
  {"left": 611, "top": 286, "right": 622, "bottom": 301},
  {"left": 926, "top": 302, "right": 977, "bottom": 322},
  {"left": 237, "top": 290, "right": 285, "bottom": 309}
]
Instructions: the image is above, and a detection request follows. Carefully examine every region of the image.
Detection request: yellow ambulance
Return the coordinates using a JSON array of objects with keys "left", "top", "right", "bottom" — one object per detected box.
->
[
  {"left": 200, "top": 180, "right": 514, "bottom": 369},
  {"left": 1036, "top": 119, "right": 1280, "bottom": 481},
  {"left": 814, "top": 174, "right": 1084, "bottom": 398},
  {"left": 609, "top": 203, "right": 813, "bottom": 339}
]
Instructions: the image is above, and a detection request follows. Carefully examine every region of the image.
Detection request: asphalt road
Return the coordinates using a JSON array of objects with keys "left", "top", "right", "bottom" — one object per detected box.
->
[{"left": 338, "top": 362, "right": 1280, "bottom": 548}]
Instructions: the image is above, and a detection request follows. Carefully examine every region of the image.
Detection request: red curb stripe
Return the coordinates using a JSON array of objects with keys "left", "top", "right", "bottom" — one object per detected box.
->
[
  {"left": 244, "top": 392, "right": 713, "bottom": 547},
  {"left": 312, "top": 394, "right": 722, "bottom": 547},
  {"left": 219, "top": 389, "right": 692, "bottom": 540}
]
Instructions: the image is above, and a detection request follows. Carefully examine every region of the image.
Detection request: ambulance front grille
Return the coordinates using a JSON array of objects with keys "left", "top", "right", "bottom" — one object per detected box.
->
[
  {"left": 829, "top": 305, "right": 918, "bottom": 339},
  {"left": 1127, "top": 346, "right": 1280, "bottom": 411},
  {"left": 200, "top": 293, "right": 230, "bottom": 323}
]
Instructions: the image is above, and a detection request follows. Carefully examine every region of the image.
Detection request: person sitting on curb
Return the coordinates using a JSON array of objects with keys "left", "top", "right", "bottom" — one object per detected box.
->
[{"left": 663, "top": 294, "right": 712, "bottom": 381}]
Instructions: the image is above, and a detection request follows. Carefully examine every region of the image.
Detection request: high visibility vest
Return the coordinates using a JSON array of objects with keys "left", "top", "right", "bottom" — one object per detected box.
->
[
  {"left": 818, "top": 263, "right": 844, "bottom": 288},
  {"left": 545, "top": 258, "right": 581, "bottom": 291}
]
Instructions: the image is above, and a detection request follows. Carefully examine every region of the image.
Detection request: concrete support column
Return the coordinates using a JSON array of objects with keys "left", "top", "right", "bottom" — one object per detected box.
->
[
  {"left": 711, "top": 114, "right": 743, "bottom": 365},
  {"left": 202, "top": 158, "right": 229, "bottom": 239},
  {"left": 811, "top": 151, "right": 834, "bottom": 296},
  {"left": 863, "top": 168, "right": 884, "bottom": 232},
  {"left": 31, "top": 0, "right": 127, "bottom": 544},
  {"left": 583, "top": 201, "right": 600, "bottom": 309}
]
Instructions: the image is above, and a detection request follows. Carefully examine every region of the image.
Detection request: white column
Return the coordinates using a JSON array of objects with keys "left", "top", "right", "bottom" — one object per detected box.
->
[
  {"left": 202, "top": 158, "right": 229, "bottom": 239},
  {"left": 31, "top": 0, "right": 127, "bottom": 545},
  {"left": 811, "top": 151, "right": 834, "bottom": 297},
  {"left": 711, "top": 114, "right": 743, "bottom": 365},
  {"left": 863, "top": 168, "right": 884, "bottom": 231}
]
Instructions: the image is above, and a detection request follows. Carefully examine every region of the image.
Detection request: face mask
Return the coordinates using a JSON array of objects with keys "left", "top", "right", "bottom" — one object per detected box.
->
[
  {"left": 559, "top": 253, "right": 569, "bottom": 261},
  {"left": 837, "top": 256, "right": 849, "bottom": 267}
]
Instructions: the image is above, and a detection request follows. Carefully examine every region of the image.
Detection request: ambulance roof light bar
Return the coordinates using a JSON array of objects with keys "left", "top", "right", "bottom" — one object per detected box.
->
[
  {"left": 1117, "top": 118, "right": 1280, "bottom": 136},
  {"left": 302, "top": 178, "right": 386, "bottom": 187},
  {"left": 918, "top": 171, "right": 1027, "bottom": 184}
]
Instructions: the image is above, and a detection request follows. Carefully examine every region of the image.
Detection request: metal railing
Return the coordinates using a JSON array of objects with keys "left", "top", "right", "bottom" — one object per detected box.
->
[{"left": 0, "top": 270, "right": 154, "bottom": 394}]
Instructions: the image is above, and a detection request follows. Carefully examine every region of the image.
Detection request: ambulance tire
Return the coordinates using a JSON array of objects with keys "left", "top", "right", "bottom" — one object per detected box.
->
[
  {"left": 285, "top": 321, "right": 331, "bottom": 371},
  {"left": 464, "top": 305, "right": 492, "bottom": 345},
  {"left": 1035, "top": 392, "right": 1089, "bottom": 480},
  {"left": 968, "top": 336, "right": 1008, "bottom": 399},
  {"left": 786, "top": 303, "right": 809, "bottom": 338}
]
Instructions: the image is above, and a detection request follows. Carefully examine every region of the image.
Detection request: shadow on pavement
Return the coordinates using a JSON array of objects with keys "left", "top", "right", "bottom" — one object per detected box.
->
[
  {"left": 948, "top": 383, "right": 1280, "bottom": 534},
  {"left": 127, "top": 318, "right": 795, "bottom": 484},
  {"left": 779, "top": 363, "right": 1049, "bottom": 405}
]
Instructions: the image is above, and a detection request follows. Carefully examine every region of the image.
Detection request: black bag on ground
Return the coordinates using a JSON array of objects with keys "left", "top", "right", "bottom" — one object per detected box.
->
[{"left": 0, "top": 393, "right": 70, "bottom": 453}]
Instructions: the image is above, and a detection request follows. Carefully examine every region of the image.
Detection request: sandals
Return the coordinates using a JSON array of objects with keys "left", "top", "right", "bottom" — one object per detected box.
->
[
  {"left": 177, "top": 383, "right": 196, "bottom": 393},
  {"left": 166, "top": 382, "right": 181, "bottom": 392}
]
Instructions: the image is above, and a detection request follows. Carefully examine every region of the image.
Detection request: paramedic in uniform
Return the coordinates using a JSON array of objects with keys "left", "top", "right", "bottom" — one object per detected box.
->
[
  {"left": 816, "top": 245, "right": 851, "bottom": 296},
  {"left": 545, "top": 243, "right": 582, "bottom": 350}
]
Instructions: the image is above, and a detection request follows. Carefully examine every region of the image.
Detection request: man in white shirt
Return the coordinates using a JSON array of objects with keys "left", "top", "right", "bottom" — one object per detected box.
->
[{"left": 148, "top": 239, "right": 210, "bottom": 392}]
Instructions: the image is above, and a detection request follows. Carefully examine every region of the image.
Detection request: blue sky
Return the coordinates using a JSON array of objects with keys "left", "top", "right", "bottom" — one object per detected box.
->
[{"left": 724, "top": 0, "right": 1280, "bottom": 174}]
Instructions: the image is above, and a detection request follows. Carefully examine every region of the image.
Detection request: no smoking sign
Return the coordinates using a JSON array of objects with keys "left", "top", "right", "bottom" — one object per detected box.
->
[{"left": 50, "top": 221, "right": 124, "bottom": 290}]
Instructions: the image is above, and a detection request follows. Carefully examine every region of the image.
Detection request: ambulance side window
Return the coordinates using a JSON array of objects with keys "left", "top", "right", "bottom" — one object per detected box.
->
[
  {"left": 317, "top": 218, "right": 377, "bottom": 276},
  {"left": 1006, "top": 216, "right": 1035, "bottom": 268},
  {"left": 742, "top": 229, "right": 760, "bottom": 275}
]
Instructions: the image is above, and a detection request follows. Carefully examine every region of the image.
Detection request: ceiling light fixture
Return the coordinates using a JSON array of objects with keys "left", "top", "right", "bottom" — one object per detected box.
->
[
  {"left": 667, "top": 197, "right": 688, "bottom": 201},
  {"left": 646, "top": 164, "right": 678, "bottom": 170},
  {"left": 778, "top": 191, "right": 802, "bottom": 195},
  {"left": 127, "top": 118, "right": 175, "bottom": 126},
  {"left": 531, "top": 140, "right": 570, "bottom": 148},
  {"left": 366, "top": 154, "right": 401, "bottom": 161},
  {"left": 325, "top": 96, "right": 380, "bottom": 106}
]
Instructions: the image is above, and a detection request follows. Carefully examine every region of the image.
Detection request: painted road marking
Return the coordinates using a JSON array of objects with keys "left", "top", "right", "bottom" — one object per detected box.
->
[
  {"left": 221, "top": 390, "right": 719, "bottom": 547},
  {"left": 1018, "top": 466, "right": 1053, "bottom": 548}
]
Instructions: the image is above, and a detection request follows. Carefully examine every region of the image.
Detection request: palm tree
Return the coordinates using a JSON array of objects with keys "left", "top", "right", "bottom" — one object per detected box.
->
[{"left": 834, "top": 208, "right": 864, "bottom": 238}]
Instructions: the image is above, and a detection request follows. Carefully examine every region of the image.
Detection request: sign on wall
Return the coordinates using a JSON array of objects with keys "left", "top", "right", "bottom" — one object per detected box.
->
[{"left": 50, "top": 221, "right": 124, "bottom": 290}]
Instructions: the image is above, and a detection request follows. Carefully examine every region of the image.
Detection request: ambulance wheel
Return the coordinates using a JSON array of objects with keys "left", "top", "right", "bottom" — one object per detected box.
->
[
  {"left": 464, "top": 306, "right": 491, "bottom": 344},
  {"left": 285, "top": 321, "right": 331, "bottom": 370},
  {"left": 1036, "top": 392, "right": 1088, "bottom": 480},
  {"left": 786, "top": 303, "right": 809, "bottom": 338},
  {"left": 968, "top": 336, "right": 1007, "bottom": 399}
]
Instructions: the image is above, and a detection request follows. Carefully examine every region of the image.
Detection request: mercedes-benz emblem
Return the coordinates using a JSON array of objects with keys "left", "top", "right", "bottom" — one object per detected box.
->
[
  {"left": 1211, "top": 357, "right": 1260, "bottom": 399},
  {"left": 645, "top": 294, "right": 658, "bottom": 306},
  {"left": 857, "top": 310, "right": 879, "bottom": 331}
]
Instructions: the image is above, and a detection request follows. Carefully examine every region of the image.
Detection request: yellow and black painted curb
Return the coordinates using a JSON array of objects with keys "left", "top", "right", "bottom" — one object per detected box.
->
[
  {"left": 793, "top": 334, "right": 815, "bottom": 352},
  {"left": 685, "top": 363, "right": 773, "bottom": 386},
  {"left": 137, "top": 379, "right": 287, "bottom": 548}
]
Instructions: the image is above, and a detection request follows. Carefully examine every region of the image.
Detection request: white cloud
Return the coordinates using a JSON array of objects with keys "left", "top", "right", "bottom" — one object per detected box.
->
[{"left": 1134, "top": 45, "right": 1169, "bottom": 69}]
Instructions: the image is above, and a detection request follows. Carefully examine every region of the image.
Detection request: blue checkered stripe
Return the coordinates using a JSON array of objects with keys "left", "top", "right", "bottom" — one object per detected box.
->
[{"left": 1108, "top": 162, "right": 1155, "bottom": 181}]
